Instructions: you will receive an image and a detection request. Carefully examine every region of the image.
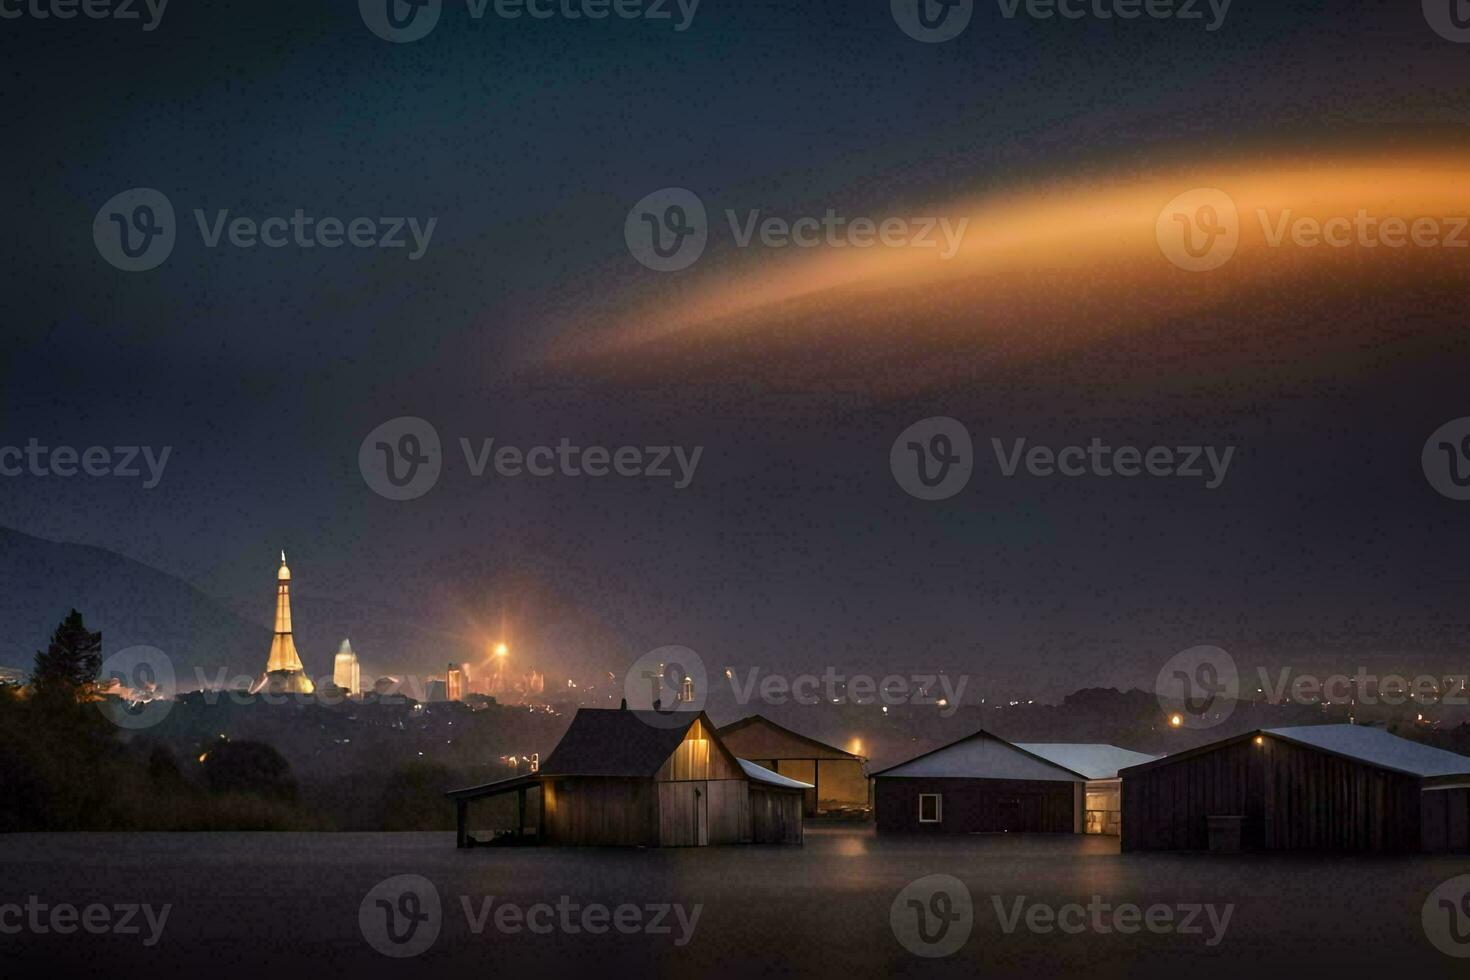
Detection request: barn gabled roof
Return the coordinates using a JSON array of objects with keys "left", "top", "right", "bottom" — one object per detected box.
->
[
  {"left": 716, "top": 714, "right": 865, "bottom": 761},
  {"left": 539, "top": 708, "right": 726, "bottom": 777},
  {"left": 1013, "top": 743, "right": 1160, "bottom": 780},
  {"left": 870, "top": 729, "right": 1086, "bottom": 782},
  {"left": 1117, "top": 724, "right": 1470, "bottom": 781},
  {"left": 1265, "top": 725, "right": 1470, "bottom": 778}
]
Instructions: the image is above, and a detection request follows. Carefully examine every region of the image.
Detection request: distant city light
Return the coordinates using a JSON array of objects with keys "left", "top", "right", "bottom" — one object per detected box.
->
[
  {"left": 494, "top": 643, "right": 510, "bottom": 658},
  {"left": 1169, "top": 713, "right": 1183, "bottom": 728}
]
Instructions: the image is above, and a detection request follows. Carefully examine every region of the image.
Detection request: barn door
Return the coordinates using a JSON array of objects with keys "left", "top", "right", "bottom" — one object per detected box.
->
[{"left": 659, "top": 782, "right": 709, "bottom": 847}]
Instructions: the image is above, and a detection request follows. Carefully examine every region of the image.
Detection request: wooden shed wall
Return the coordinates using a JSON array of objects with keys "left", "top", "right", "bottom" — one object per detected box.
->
[
  {"left": 1421, "top": 788, "right": 1470, "bottom": 852},
  {"left": 656, "top": 778, "right": 751, "bottom": 846},
  {"left": 1122, "top": 735, "right": 1427, "bottom": 852},
  {"left": 543, "top": 776, "right": 657, "bottom": 846},
  {"left": 707, "top": 779, "right": 751, "bottom": 844},
  {"left": 750, "top": 786, "right": 804, "bottom": 844},
  {"left": 875, "top": 777, "right": 1076, "bottom": 834},
  {"left": 657, "top": 718, "right": 743, "bottom": 782},
  {"left": 1261, "top": 737, "right": 1421, "bottom": 851},
  {"left": 1122, "top": 739, "right": 1258, "bottom": 852}
]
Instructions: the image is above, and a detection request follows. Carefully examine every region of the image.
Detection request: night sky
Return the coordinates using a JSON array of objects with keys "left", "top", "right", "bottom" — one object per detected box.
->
[{"left": 4, "top": 0, "right": 1470, "bottom": 697}]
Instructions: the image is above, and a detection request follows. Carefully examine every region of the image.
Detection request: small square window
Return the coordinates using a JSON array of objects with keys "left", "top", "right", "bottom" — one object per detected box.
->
[{"left": 919, "top": 793, "right": 942, "bottom": 823}]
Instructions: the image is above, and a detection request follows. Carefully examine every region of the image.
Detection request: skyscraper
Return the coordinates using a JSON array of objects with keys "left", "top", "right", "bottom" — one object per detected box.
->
[
  {"left": 254, "top": 551, "right": 314, "bottom": 695},
  {"left": 334, "top": 639, "right": 360, "bottom": 696},
  {"left": 446, "top": 663, "right": 464, "bottom": 701}
]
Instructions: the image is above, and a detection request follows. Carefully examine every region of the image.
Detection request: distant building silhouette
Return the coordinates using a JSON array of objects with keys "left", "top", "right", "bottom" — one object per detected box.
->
[{"left": 333, "top": 639, "right": 360, "bottom": 696}]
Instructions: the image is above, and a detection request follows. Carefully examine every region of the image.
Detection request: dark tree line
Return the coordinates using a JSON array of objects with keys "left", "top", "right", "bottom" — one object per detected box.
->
[{"left": 0, "top": 610, "right": 306, "bottom": 831}]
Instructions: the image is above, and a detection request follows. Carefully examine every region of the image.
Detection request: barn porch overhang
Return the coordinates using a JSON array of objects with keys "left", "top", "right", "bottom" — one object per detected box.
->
[{"left": 446, "top": 773, "right": 544, "bottom": 849}]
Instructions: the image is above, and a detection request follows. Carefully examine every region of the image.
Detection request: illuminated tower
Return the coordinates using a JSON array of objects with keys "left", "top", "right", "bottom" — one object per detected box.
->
[
  {"left": 446, "top": 663, "right": 464, "bottom": 701},
  {"left": 334, "top": 639, "right": 361, "bottom": 696},
  {"left": 259, "top": 551, "right": 314, "bottom": 695}
]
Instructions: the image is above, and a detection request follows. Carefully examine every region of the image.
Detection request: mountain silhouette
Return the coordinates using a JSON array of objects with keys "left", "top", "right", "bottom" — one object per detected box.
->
[{"left": 0, "top": 525, "right": 267, "bottom": 686}]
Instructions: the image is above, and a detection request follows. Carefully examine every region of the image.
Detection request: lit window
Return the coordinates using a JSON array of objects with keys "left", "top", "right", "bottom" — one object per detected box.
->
[{"left": 919, "top": 793, "right": 942, "bottom": 823}]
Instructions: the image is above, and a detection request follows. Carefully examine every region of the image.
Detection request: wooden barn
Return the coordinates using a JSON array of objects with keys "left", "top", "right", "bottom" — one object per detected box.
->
[
  {"left": 1120, "top": 725, "right": 1470, "bottom": 853},
  {"left": 446, "top": 707, "right": 809, "bottom": 847},
  {"left": 872, "top": 729, "right": 1155, "bottom": 836},
  {"left": 716, "top": 714, "right": 869, "bottom": 817}
]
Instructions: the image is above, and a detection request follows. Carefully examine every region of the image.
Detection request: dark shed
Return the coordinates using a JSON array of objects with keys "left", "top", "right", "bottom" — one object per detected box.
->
[
  {"left": 1121, "top": 724, "right": 1470, "bottom": 853},
  {"left": 872, "top": 730, "right": 1085, "bottom": 834}
]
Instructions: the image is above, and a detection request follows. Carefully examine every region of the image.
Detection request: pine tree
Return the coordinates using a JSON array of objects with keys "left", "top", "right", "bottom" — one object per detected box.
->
[{"left": 30, "top": 610, "right": 102, "bottom": 699}]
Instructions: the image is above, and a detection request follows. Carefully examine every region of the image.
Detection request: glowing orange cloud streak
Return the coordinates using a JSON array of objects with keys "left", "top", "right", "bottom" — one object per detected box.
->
[{"left": 557, "top": 154, "right": 1470, "bottom": 377}]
